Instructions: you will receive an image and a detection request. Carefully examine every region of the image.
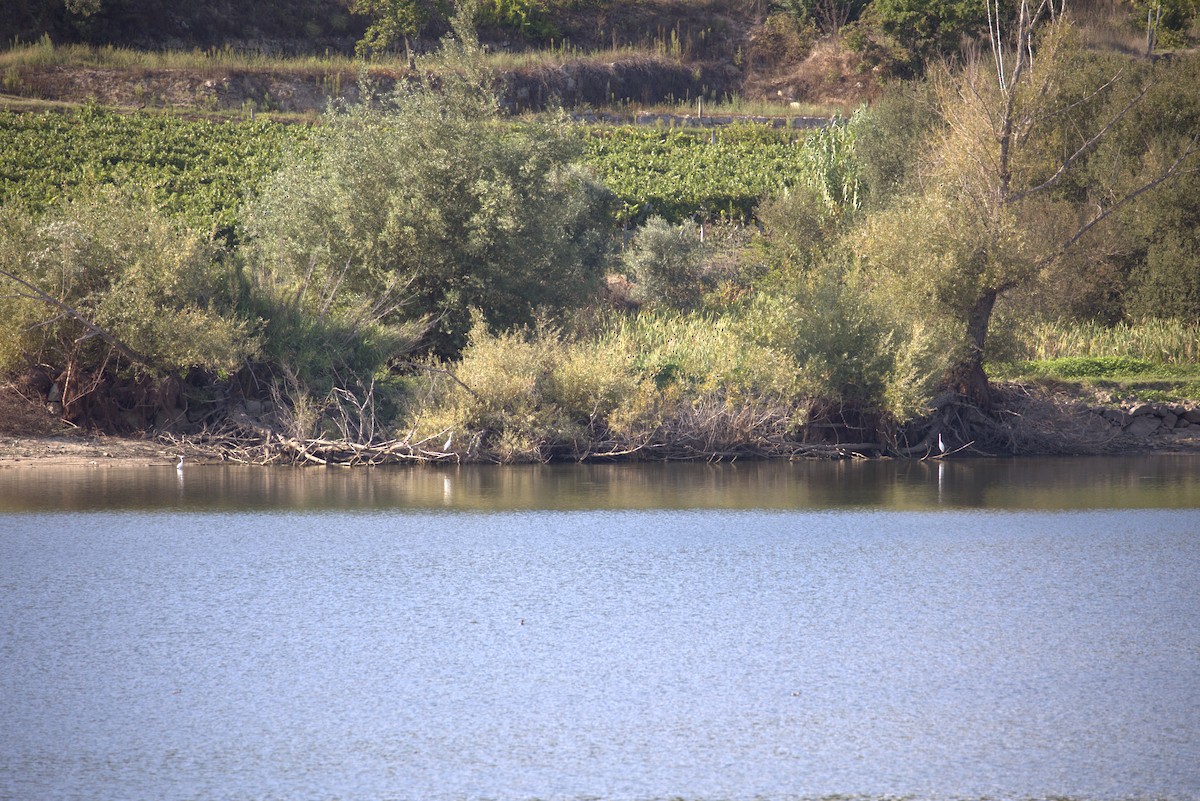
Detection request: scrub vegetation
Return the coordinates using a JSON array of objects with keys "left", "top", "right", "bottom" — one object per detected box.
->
[{"left": 1, "top": 0, "right": 1199, "bottom": 461}]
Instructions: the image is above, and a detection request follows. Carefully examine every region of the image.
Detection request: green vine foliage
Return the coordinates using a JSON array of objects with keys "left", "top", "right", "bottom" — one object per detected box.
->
[{"left": 0, "top": 106, "right": 309, "bottom": 246}]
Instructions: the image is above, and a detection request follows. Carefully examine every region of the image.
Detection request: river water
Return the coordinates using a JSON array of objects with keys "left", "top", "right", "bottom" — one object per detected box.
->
[{"left": 2, "top": 456, "right": 1199, "bottom": 801}]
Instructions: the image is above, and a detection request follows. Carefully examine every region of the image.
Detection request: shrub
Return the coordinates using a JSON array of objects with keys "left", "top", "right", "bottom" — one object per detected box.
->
[
  {"left": 241, "top": 75, "right": 612, "bottom": 363},
  {"left": 404, "top": 316, "right": 639, "bottom": 460},
  {"left": 622, "top": 217, "right": 707, "bottom": 310},
  {"left": 756, "top": 183, "right": 844, "bottom": 276},
  {"left": 404, "top": 310, "right": 807, "bottom": 460},
  {"left": 852, "top": 79, "right": 940, "bottom": 209},
  {"left": 0, "top": 192, "right": 253, "bottom": 381},
  {"left": 746, "top": 12, "right": 818, "bottom": 71},
  {"left": 743, "top": 269, "right": 895, "bottom": 406}
]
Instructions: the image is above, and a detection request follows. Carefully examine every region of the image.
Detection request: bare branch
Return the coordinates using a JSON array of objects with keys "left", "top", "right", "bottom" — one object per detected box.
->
[
  {"left": 0, "top": 267, "right": 153, "bottom": 368},
  {"left": 399, "top": 360, "right": 483, "bottom": 400},
  {"left": 1024, "top": 71, "right": 1123, "bottom": 131},
  {"left": 1038, "top": 136, "right": 1199, "bottom": 267},
  {"left": 319, "top": 256, "right": 353, "bottom": 319},
  {"left": 1009, "top": 84, "right": 1149, "bottom": 205}
]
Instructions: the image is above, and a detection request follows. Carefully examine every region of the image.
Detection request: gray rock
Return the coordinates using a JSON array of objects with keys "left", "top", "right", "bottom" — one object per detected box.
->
[
  {"left": 1125, "top": 415, "right": 1162, "bottom": 438},
  {"left": 1103, "top": 409, "right": 1130, "bottom": 426},
  {"left": 1162, "top": 412, "right": 1179, "bottom": 429},
  {"left": 1184, "top": 409, "right": 1200, "bottom": 425}
]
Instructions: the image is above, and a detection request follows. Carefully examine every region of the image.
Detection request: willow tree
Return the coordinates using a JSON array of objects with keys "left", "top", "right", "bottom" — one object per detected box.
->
[{"left": 859, "top": 1, "right": 1197, "bottom": 408}]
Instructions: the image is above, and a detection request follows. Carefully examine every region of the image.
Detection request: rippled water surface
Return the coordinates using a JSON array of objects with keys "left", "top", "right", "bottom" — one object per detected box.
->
[{"left": 2, "top": 457, "right": 1199, "bottom": 801}]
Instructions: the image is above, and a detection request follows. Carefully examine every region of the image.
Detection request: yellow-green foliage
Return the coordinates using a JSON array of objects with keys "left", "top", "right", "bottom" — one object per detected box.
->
[
  {"left": 614, "top": 312, "right": 798, "bottom": 401},
  {"left": 1009, "top": 318, "right": 1200, "bottom": 365},
  {"left": 746, "top": 271, "right": 884, "bottom": 400},
  {"left": 739, "top": 245, "right": 957, "bottom": 421},
  {"left": 406, "top": 318, "right": 637, "bottom": 461},
  {"left": 0, "top": 191, "right": 255, "bottom": 377},
  {"left": 404, "top": 311, "right": 805, "bottom": 461}
]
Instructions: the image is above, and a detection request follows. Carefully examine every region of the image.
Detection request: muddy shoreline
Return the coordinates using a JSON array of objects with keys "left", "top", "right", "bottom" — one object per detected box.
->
[{"left": 3, "top": 425, "right": 1198, "bottom": 469}]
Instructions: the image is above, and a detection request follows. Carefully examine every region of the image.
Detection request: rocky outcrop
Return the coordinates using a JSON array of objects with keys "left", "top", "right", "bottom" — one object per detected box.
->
[{"left": 1088, "top": 401, "right": 1200, "bottom": 444}]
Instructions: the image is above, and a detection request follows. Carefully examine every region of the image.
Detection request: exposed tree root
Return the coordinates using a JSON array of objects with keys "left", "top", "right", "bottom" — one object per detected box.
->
[{"left": 894, "top": 382, "right": 1129, "bottom": 458}]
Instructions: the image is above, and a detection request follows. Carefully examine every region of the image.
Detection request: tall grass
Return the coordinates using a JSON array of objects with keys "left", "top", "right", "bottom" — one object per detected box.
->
[
  {"left": 403, "top": 312, "right": 807, "bottom": 461},
  {"left": 0, "top": 37, "right": 369, "bottom": 77},
  {"left": 0, "top": 36, "right": 691, "bottom": 78},
  {"left": 1073, "top": 0, "right": 1147, "bottom": 52},
  {"left": 1009, "top": 318, "right": 1200, "bottom": 365},
  {"left": 621, "top": 95, "right": 835, "bottom": 119},
  {"left": 476, "top": 42, "right": 685, "bottom": 71}
]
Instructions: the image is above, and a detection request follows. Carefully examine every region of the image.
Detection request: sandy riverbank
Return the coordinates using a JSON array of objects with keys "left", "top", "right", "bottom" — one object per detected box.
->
[{"left": 0, "top": 434, "right": 209, "bottom": 468}]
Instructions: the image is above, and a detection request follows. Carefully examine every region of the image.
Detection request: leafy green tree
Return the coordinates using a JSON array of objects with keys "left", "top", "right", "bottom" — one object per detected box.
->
[
  {"left": 1130, "top": 0, "right": 1199, "bottom": 54},
  {"left": 241, "top": 75, "right": 612, "bottom": 367},
  {"left": 65, "top": 0, "right": 102, "bottom": 19},
  {"left": 351, "top": 0, "right": 444, "bottom": 60},
  {"left": 1100, "top": 53, "right": 1200, "bottom": 321},
  {"left": 851, "top": 0, "right": 990, "bottom": 74}
]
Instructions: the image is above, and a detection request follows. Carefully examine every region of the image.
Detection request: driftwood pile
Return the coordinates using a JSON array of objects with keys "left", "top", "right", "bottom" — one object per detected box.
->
[
  {"left": 156, "top": 383, "right": 1200, "bottom": 466},
  {"left": 163, "top": 402, "right": 882, "bottom": 466}
]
